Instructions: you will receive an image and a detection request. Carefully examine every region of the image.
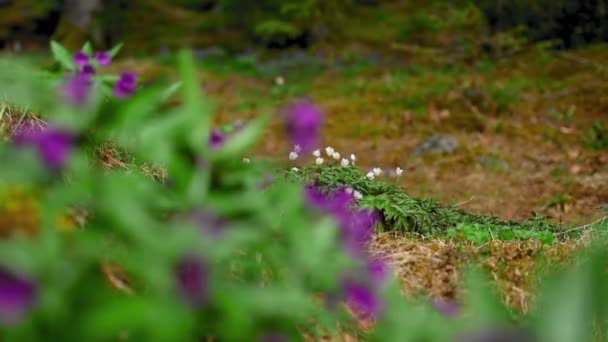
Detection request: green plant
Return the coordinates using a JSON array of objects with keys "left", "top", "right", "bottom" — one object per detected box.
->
[{"left": 584, "top": 120, "right": 608, "bottom": 150}]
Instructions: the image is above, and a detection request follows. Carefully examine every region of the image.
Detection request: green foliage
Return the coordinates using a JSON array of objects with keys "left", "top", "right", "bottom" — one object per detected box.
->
[
  {"left": 217, "top": 0, "right": 353, "bottom": 45},
  {"left": 584, "top": 120, "right": 608, "bottom": 150},
  {"left": 474, "top": 0, "right": 608, "bottom": 48}
]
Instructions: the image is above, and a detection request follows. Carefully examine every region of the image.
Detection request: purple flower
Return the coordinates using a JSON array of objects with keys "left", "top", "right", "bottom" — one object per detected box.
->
[
  {"left": 304, "top": 185, "right": 377, "bottom": 256},
  {"left": 113, "top": 72, "right": 137, "bottom": 99},
  {"left": 175, "top": 255, "right": 209, "bottom": 307},
  {"left": 0, "top": 267, "right": 37, "bottom": 326},
  {"left": 60, "top": 72, "right": 92, "bottom": 106},
  {"left": 283, "top": 99, "right": 323, "bottom": 153},
  {"left": 339, "top": 209, "right": 377, "bottom": 256},
  {"left": 367, "top": 258, "right": 388, "bottom": 284},
  {"left": 94, "top": 51, "right": 111, "bottom": 66},
  {"left": 343, "top": 280, "right": 380, "bottom": 319},
  {"left": 73, "top": 51, "right": 89, "bottom": 67},
  {"left": 456, "top": 326, "right": 535, "bottom": 342},
  {"left": 81, "top": 64, "right": 96, "bottom": 78},
  {"left": 13, "top": 126, "right": 74, "bottom": 171},
  {"left": 432, "top": 298, "right": 459, "bottom": 318},
  {"left": 209, "top": 129, "right": 224, "bottom": 149}
]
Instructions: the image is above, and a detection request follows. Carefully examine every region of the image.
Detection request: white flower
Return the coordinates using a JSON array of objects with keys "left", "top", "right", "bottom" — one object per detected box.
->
[
  {"left": 366, "top": 171, "right": 375, "bottom": 180},
  {"left": 315, "top": 157, "right": 324, "bottom": 165},
  {"left": 396, "top": 167, "right": 403, "bottom": 176},
  {"left": 353, "top": 190, "right": 363, "bottom": 200},
  {"left": 242, "top": 157, "right": 251, "bottom": 164},
  {"left": 350, "top": 154, "right": 356, "bottom": 162},
  {"left": 289, "top": 151, "right": 298, "bottom": 160},
  {"left": 345, "top": 188, "right": 354, "bottom": 195},
  {"left": 325, "top": 146, "right": 335, "bottom": 157},
  {"left": 312, "top": 149, "right": 321, "bottom": 157},
  {"left": 332, "top": 152, "right": 341, "bottom": 160},
  {"left": 291, "top": 167, "right": 299, "bottom": 172},
  {"left": 373, "top": 168, "right": 382, "bottom": 176},
  {"left": 340, "top": 158, "right": 350, "bottom": 167},
  {"left": 293, "top": 144, "right": 302, "bottom": 153},
  {"left": 275, "top": 76, "right": 284, "bottom": 86}
]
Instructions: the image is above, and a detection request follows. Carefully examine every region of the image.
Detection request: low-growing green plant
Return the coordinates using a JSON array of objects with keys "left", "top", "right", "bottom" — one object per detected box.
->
[
  {"left": 285, "top": 164, "right": 563, "bottom": 241},
  {"left": 584, "top": 120, "right": 608, "bottom": 150}
]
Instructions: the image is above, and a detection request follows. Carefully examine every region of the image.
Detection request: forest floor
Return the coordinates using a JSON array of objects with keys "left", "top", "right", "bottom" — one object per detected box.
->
[
  {"left": 2, "top": 0, "right": 608, "bottom": 326},
  {"left": 102, "top": 38, "right": 608, "bottom": 316}
]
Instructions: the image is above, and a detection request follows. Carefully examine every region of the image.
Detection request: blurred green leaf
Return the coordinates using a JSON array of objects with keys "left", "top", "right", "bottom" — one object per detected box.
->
[{"left": 50, "top": 40, "right": 76, "bottom": 71}]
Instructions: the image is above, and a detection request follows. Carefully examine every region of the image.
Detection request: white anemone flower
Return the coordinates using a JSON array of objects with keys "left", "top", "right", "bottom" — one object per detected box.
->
[
  {"left": 340, "top": 158, "right": 350, "bottom": 167},
  {"left": 353, "top": 190, "right": 363, "bottom": 200},
  {"left": 289, "top": 152, "right": 298, "bottom": 161},
  {"left": 315, "top": 157, "right": 324, "bottom": 165},
  {"left": 291, "top": 167, "right": 299, "bottom": 172},
  {"left": 366, "top": 172, "right": 375, "bottom": 180},
  {"left": 312, "top": 149, "right": 321, "bottom": 157},
  {"left": 325, "top": 146, "right": 335, "bottom": 157},
  {"left": 373, "top": 168, "right": 382, "bottom": 176},
  {"left": 396, "top": 167, "right": 403, "bottom": 176},
  {"left": 332, "top": 152, "right": 341, "bottom": 160}
]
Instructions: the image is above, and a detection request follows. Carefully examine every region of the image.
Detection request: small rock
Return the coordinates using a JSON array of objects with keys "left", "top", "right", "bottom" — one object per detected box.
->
[{"left": 411, "top": 134, "right": 459, "bottom": 156}]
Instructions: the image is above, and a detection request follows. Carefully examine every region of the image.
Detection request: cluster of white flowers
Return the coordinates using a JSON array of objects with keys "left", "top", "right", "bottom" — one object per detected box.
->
[
  {"left": 288, "top": 145, "right": 404, "bottom": 182},
  {"left": 345, "top": 187, "right": 363, "bottom": 200}
]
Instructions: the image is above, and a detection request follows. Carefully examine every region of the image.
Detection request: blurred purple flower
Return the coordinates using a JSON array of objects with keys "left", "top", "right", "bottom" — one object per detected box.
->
[
  {"left": 209, "top": 129, "right": 224, "bottom": 149},
  {"left": 60, "top": 72, "right": 91, "bottom": 106},
  {"left": 94, "top": 51, "right": 111, "bottom": 66},
  {"left": 175, "top": 255, "right": 209, "bottom": 307},
  {"left": 73, "top": 51, "right": 89, "bottom": 67},
  {"left": 339, "top": 208, "right": 377, "bottom": 256},
  {"left": 456, "top": 327, "right": 535, "bottom": 342},
  {"left": 81, "top": 64, "right": 96, "bottom": 79},
  {"left": 0, "top": 267, "right": 37, "bottom": 326},
  {"left": 283, "top": 99, "right": 323, "bottom": 153},
  {"left": 13, "top": 126, "right": 74, "bottom": 171},
  {"left": 367, "top": 258, "right": 388, "bottom": 284},
  {"left": 304, "top": 184, "right": 329, "bottom": 209},
  {"left": 258, "top": 333, "right": 289, "bottom": 342},
  {"left": 343, "top": 280, "right": 380, "bottom": 319},
  {"left": 113, "top": 72, "right": 137, "bottom": 99},
  {"left": 432, "top": 298, "right": 459, "bottom": 318},
  {"left": 304, "top": 185, "right": 377, "bottom": 256}
]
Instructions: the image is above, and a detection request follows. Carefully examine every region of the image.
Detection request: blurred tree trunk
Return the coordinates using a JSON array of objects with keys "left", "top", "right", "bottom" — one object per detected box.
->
[{"left": 51, "top": 0, "right": 102, "bottom": 50}]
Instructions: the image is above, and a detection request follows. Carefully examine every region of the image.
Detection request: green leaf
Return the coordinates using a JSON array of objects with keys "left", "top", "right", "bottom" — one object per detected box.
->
[
  {"left": 82, "top": 41, "right": 93, "bottom": 55},
  {"left": 108, "top": 43, "right": 124, "bottom": 58},
  {"left": 177, "top": 49, "right": 211, "bottom": 153},
  {"left": 113, "top": 84, "right": 166, "bottom": 134},
  {"left": 161, "top": 81, "right": 182, "bottom": 102},
  {"left": 50, "top": 40, "right": 76, "bottom": 71},
  {"left": 210, "top": 113, "right": 269, "bottom": 163}
]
